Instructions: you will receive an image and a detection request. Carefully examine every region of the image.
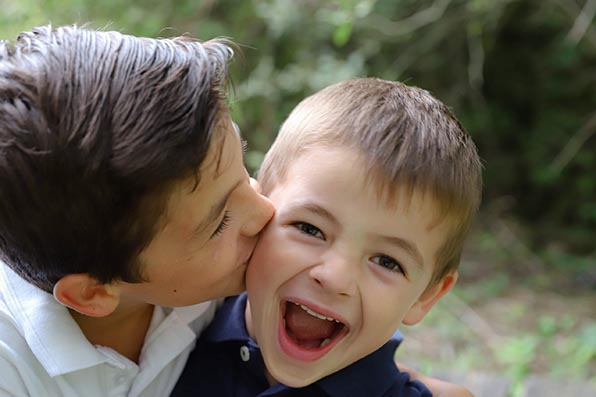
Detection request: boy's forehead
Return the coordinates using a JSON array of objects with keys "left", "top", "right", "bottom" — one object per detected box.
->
[
  {"left": 382, "top": 188, "right": 456, "bottom": 239},
  {"left": 271, "top": 142, "right": 445, "bottom": 213},
  {"left": 158, "top": 117, "right": 240, "bottom": 219},
  {"left": 200, "top": 116, "right": 241, "bottom": 181},
  {"left": 231, "top": 120, "right": 241, "bottom": 136}
]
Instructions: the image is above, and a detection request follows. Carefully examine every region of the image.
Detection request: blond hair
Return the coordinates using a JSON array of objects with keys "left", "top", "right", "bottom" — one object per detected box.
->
[{"left": 258, "top": 78, "right": 482, "bottom": 285}]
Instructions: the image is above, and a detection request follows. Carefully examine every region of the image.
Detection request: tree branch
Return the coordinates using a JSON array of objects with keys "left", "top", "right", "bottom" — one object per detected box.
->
[
  {"left": 360, "top": 0, "right": 453, "bottom": 37},
  {"left": 554, "top": 0, "right": 596, "bottom": 48},
  {"left": 548, "top": 111, "right": 596, "bottom": 174},
  {"left": 566, "top": 0, "right": 596, "bottom": 44}
]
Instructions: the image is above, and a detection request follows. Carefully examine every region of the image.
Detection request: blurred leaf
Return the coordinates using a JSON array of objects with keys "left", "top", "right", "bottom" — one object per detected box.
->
[{"left": 332, "top": 22, "right": 352, "bottom": 47}]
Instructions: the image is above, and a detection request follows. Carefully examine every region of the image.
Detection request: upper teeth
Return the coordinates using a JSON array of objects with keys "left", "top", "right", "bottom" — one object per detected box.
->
[{"left": 296, "top": 302, "right": 341, "bottom": 323}]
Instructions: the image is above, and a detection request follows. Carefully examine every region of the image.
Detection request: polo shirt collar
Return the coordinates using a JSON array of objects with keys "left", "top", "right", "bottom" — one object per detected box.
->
[
  {"left": 0, "top": 262, "right": 209, "bottom": 380},
  {"left": 202, "top": 292, "right": 251, "bottom": 344},
  {"left": 316, "top": 336, "right": 403, "bottom": 396}
]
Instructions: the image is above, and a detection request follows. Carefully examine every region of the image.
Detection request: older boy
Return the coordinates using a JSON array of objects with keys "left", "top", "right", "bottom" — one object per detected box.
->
[
  {"left": 0, "top": 25, "right": 274, "bottom": 397},
  {"left": 173, "top": 78, "right": 482, "bottom": 396}
]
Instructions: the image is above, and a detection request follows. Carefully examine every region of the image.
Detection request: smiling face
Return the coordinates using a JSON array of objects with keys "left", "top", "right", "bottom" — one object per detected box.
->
[
  {"left": 245, "top": 145, "right": 456, "bottom": 386},
  {"left": 117, "top": 117, "right": 274, "bottom": 307}
]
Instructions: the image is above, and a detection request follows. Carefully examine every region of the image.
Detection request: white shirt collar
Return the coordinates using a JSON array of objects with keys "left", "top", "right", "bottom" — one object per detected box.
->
[
  {"left": 0, "top": 263, "right": 109, "bottom": 376},
  {"left": 0, "top": 262, "right": 214, "bottom": 378}
]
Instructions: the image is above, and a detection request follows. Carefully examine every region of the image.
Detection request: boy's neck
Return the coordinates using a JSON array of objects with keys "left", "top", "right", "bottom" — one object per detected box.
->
[{"left": 69, "top": 302, "right": 155, "bottom": 364}]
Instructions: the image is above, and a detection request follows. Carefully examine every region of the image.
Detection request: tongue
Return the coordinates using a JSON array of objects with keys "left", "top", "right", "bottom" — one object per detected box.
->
[{"left": 285, "top": 303, "right": 336, "bottom": 341}]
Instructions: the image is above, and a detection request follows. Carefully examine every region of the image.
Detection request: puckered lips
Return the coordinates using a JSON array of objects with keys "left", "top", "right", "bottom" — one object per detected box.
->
[{"left": 277, "top": 299, "right": 349, "bottom": 362}]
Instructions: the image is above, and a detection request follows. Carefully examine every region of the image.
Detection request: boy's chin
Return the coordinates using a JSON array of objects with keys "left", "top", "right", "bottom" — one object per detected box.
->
[{"left": 265, "top": 364, "right": 330, "bottom": 389}]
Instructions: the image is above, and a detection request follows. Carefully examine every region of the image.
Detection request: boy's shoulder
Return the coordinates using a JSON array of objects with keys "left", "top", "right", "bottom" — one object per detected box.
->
[
  {"left": 200, "top": 293, "right": 249, "bottom": 342},
  {"left": 0, "top": 271, "right": 56, "bottom": 395},
  {"left": 0, "top": 262, "right": 77, "bottom": 361}
]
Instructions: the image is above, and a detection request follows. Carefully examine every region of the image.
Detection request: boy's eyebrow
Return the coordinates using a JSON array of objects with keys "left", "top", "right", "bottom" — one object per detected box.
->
[
  {"left": 378, "top": 235, "right": 424, "bottom": 269},
  {"left": 293, "top": 202, "right": 340, "bottom": 227}
]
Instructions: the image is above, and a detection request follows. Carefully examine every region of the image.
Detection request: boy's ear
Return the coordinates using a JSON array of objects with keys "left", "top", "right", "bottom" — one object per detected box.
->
[
  {"left": 53, "top": 274, "right": 121, "bottom": 317},
  {"left": 403, "top": 271, "right": 458, "bottom": 326}
]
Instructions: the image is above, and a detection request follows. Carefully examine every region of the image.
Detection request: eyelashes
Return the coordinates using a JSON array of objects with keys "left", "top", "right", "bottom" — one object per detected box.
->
[
  {"left": 371, "top": 255, "right": 406, "bottom": 277},
  {"left": 210, "top": 210, "right": 231, "bottom": 239},
  {"left": 293, "top": 221, "right": 325, "bottom": 240}
]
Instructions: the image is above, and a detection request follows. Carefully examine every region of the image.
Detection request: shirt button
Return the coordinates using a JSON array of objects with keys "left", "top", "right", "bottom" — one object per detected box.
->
[{"left": 240, "top": 345, "right": 250, "bottom": 362}]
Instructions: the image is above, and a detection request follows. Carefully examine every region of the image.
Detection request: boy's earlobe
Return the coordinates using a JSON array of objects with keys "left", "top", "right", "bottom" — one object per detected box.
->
[
  {"left": 53, "top": 274, "right": 121, "bottom": 317},
  {"left": 402, "top": 271, "right": 458, "bottom": 326}
]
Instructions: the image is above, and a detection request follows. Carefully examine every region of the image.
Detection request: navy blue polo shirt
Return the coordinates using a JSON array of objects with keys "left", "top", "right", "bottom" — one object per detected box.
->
[{"left": 172, "top": 293, "right": 432, "bottom": 397}]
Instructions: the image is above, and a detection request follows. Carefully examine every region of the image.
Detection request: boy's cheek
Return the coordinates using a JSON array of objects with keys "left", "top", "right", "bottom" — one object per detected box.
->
[
  {"left": 246, "top": 230, "right": 285, "bottom": 286},
  {"left": 253, "top": 227, "right": 293, "bottom": 264},
  {"left": 249, "top": 225, "right": 325, "bottom": 287}
]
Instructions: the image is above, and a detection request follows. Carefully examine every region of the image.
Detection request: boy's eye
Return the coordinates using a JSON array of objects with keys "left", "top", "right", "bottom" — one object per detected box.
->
[
  {"left": 292, "top": 222, "right": 325, "bottom": 240},
  {"left": 371, "top": 255, "right": 406, "bottom": 276},
  {"left": 210, "top": 211, "right": 231, "bottom": 239}
]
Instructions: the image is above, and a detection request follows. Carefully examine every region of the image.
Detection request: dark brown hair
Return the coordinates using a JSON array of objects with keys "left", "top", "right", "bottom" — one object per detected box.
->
[
  {"left": 258, "top": 78, "right": 483, "bottom": 285},
  {"left": 0, "top": 25, "right": 233, "bottom": 292}
]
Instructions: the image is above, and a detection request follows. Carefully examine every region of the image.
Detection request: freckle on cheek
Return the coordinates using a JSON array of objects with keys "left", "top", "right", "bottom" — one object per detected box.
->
[{"left": 173, "top": 289, "right": 177, "bottom": 293}]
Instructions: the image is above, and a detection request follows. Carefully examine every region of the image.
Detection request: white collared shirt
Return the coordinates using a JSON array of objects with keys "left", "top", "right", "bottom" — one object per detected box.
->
[{"left": 0, "top": 263, "right": 218, "bottom": 397}]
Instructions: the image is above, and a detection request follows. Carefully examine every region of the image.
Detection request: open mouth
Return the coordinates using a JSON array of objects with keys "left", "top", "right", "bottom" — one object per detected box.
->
[{"left": 278, "top": 300, "right": 348, "bottom": 361}]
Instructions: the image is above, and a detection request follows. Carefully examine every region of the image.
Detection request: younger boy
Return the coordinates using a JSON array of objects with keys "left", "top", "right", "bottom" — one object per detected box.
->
[{"left": 173, "top": 77, "right": 482, "bottom": 396}]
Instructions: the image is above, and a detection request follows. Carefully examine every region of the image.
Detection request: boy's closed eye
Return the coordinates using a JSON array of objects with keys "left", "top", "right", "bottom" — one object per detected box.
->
[{"left": 210, "top": 210, "right": 231, "bottom": 239}]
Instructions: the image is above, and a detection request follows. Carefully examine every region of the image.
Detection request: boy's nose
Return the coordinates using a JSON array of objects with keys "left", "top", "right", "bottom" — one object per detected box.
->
[
  {"left": 309, "top": 254, "right": 357, "bottom": 297},
  {"left": 240, "top": 178, "right": 275, "bottom": 237}
]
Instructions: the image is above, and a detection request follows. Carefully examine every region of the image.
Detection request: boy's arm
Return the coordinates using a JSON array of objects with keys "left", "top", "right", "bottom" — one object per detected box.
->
[{"left": 396, "top": 363, "right": 474, "bottom": 397}]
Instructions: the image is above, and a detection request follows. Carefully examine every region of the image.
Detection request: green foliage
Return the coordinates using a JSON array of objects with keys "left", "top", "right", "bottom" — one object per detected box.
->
[
  {"left": 398, "top": 289, "right": 596, "bottom": 386},
  {"left": 1, "top": 0, "right": 594, "bottom": 262},
  {"left": 497, "top": 335, "right": 538, "bottom": 392},
  {"left": 574, "top": 322, "right": 596, "bottom": 381}
]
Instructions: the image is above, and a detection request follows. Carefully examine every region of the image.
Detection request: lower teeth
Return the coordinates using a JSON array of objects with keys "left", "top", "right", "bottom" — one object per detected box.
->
[{"left": 320, "top": 338, "right": 331, "bottom": 348}]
